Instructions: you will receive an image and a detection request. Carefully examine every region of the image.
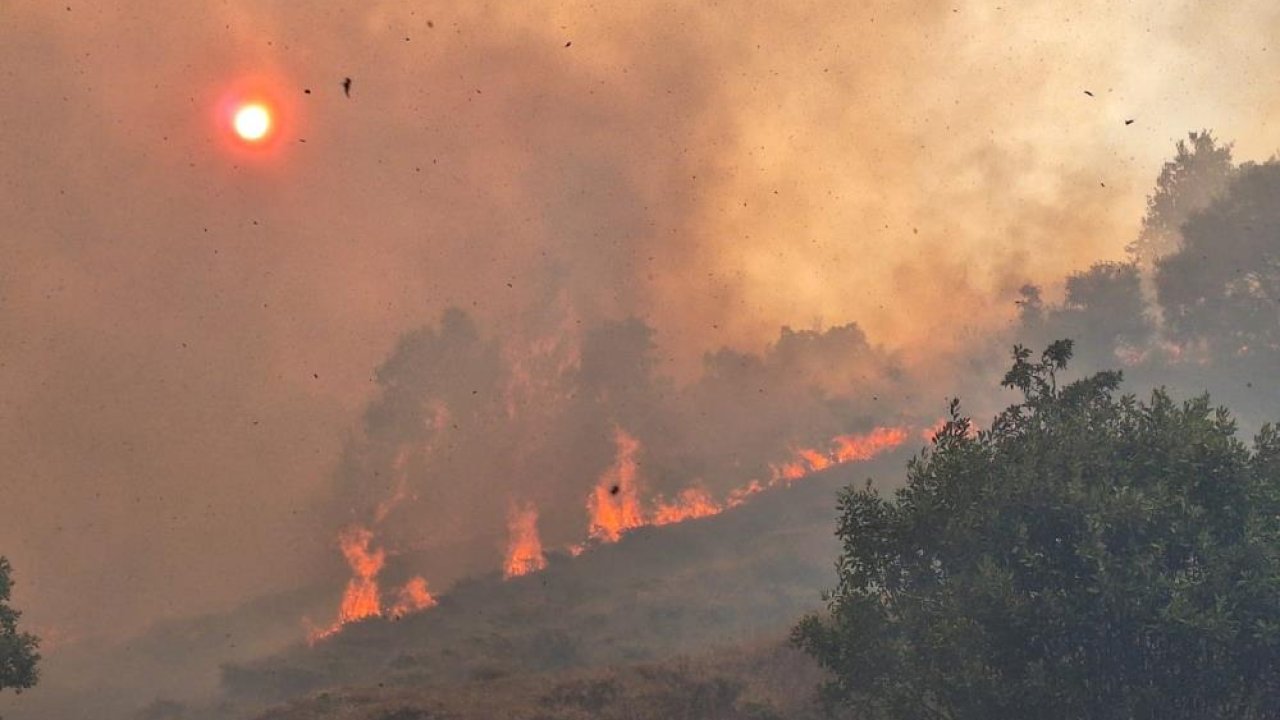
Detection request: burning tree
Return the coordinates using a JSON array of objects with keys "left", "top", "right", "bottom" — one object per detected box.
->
[
  {"left": 0, "top": 556, "right": 39, "bottom": 693},
  {"left": 796, "top": 341, "right": 1280, "bottom": 720}
]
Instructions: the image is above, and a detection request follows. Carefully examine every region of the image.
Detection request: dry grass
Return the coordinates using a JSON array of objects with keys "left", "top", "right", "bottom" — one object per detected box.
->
[{"left": 247, "top": 639, "right": 837, "bottom": 720}]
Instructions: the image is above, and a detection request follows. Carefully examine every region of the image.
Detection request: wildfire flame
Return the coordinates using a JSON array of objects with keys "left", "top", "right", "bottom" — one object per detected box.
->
[
  {"left": 336, "top": 526, "right": 385, "bottom": 624},
  {"left": 586, "top": 428, "right": 646, "bottom": 543},
  {"left": 307, "top": 525, "right": 438, "bottom": 643},
  {"left": 388, "top": 576, "right": 437, "bottom": 618},
  {"left": 575, "top": 424, "right": 911, "bottom": 549},
  {"left": 314, "top": 420, "right": 911, "bottom": 637},
  {"left": 771, "top": 426, "right": 909, "bottom": 483},
  {"left": 652, "top": 486, "right": 721, "bottom": 525},
  {"left": 921, "top": 417, "right": 948, "bottom": 442},
  {"left": 503, "top": 501, "right": 549, "bottom": 579}
]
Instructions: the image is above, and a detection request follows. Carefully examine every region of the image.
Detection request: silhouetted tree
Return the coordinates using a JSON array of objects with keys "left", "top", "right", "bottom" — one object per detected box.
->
[
  {"left": 0, "top": 557, "right": 39, "bottom": 693},
  {"left": 796, "top": 342, "right": 1280, "bottom": 720},
  {"left": 1014, "top": 263, "right": 1151, "bottom": 370},
  {"left": 1157, "top": 160, "right": 1280, "bottom": 361},
  {"left": 1127, "top": 131, "right": 1235, "bottom": 267}
]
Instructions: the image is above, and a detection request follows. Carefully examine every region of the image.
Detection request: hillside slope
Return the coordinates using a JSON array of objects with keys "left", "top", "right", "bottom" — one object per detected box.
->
[{"left": 214, "top": 447, "right": 911, "bottom": 718}]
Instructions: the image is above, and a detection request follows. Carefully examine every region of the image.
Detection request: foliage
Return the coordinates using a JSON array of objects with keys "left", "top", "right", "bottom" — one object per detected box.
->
[
  {"left": 1016, "top": 263, "right": 1151, "bottom": 368},
  {"left": 1127, "top": 130, "right": 1235, "bottom": 266},
  {"left": 795, "top": 341, "right": 1280, "bottom": 720},
  {"left": 0, "top": 557, "right": 39, "bottom": 693},
  {"left": 1157, "top": 160, "right": 1280, "bottom": 359}
]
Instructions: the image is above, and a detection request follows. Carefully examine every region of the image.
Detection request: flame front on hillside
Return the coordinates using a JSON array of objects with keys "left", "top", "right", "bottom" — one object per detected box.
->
[
  {"left": 575, "top": 423, "right": 911, "bottom": 548},
  {"left": 389, "top": 577, "right": 437, "bottom": 618},
  {"left": 336, "top": 526, "right": 385, "bottom": 624},
  {"left": 317, "top": 422, "right": 912, "bottom": 641},
  {"left": 307, "top": 525, "right": 437, "bottom": 643},
  {"left": 773, "top": 426, "right": 910, "bottom": 482},
  {"left": 586, "top": 428, "right": 646, "bottom": 543},
  {"left": 652, "top": 487, "right": 720, "bottom": 525},
  {"left": 504, "top": 501, "right": 548, "bottom": 579}
]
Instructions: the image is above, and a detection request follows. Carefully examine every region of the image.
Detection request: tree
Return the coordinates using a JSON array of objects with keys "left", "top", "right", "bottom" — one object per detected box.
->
[
  {"left": 1127, "top": 131, "right": 1234, "bottom": 268},
  {"left": 795, "top": 341, "right": 1280, "bottom": 720},
  {"left": 1015, "top": 263, "right": 1152, "bottom": 371},
  {"left": 0, "top": 557, "right": 39, "bottom": 693},
  {"left": 1156, "top": 160, "right": 1280, "bottom": 360}
]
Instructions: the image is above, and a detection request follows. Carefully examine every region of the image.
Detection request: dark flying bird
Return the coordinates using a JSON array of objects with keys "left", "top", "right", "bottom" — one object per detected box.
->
[
  {"left": 342, "top": 77, "right": 352, "bottom": 97},
  {"left": 1125, "top": 118, "right": 1135, "bottom": 125},
  {"left": 1083, "top": 90, "right": 1094, "bottom": 96}
]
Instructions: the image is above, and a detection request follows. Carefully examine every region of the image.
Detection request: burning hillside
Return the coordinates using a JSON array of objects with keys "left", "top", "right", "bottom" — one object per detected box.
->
[
  {"left": 222, "top": 444, "right": 916, "bottom": 705},
  {"left": 295, "top": 306, "right": 926, "bottom": 642},
  {"left": 310, "top": 419, "right": 911, "bottom": 640}
]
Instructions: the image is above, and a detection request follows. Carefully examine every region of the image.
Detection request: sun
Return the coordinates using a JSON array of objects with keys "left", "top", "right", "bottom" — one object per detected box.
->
[{"left": 232, "top": 103, "right": 273, "bottom": 142}]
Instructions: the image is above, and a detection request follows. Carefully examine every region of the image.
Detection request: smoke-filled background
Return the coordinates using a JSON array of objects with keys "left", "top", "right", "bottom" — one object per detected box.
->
[{"left": 3, "top": 0, "right": 1280, "bottom": 687}]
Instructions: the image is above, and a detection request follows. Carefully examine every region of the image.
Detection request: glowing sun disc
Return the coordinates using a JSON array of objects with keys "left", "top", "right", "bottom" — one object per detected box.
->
[{"left": 233, "top": 104, "right": 272, "bottom": 141}]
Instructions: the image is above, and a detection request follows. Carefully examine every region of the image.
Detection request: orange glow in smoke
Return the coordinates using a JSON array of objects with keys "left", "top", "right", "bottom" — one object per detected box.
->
[{"left": 503, "top": 501, "right": 549, "bottom": 579}]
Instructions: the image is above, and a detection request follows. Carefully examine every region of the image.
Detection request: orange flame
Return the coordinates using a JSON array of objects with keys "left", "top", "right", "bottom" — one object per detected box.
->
[
  {"left": 308, "top": 526, "right": 438, "bottom": 643},
  {"left": 921, "top": 418, "right": 948, "bottom": 443},
  {"left": 388, "top": 576, "right": 437, "bottom": 618},
  {"left": 337, "top": 526, "right": 385, "bottom": 623},
  {"left": 832, "top": 426, "right": 909, "bottom": 463},
  {"left": 569, "top": 425, "right": 910, "bottom": 552},
  {"left": 652, "top": 486, "right": 721, "bottom": 525},
  {"left": 771, "top": 426, "right": 909, "bottom": 484},
  {"left": 503, "top": 501, "right": 549, "bottom": 579},
  {"left": 586, "top": 428, "right": 646, "bottom": 543}
]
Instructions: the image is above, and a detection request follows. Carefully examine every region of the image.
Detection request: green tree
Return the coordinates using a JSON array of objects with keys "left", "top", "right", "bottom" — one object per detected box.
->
[
  {"left": 795, "top": 341, "right": 1280, "bottom": 720},
  {"left": 0, "top": 557, "right": 39, "bottom": 693}
]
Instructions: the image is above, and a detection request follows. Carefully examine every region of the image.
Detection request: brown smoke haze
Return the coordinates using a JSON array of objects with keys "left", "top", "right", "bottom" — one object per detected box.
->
[{"left": 2, "top": 0, "right": 1280, "bottom": 658}]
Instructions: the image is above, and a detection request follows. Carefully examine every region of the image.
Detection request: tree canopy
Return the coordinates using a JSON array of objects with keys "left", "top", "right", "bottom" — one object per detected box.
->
[
  {"left": 1157, "top": 160, "right": 1280, "bottom": 360},
  {"left": 0, "top": 557, "right": 38, "bottom": 693},
  {"left": 1127, "top": 130, "right": 1234, "bottom": 267},
  {"left": 1016, "top": 262, "right": 1152, "bottom": 369},
  {"left": 795, "top": 341, "right": 1280, "bottom": 720}
]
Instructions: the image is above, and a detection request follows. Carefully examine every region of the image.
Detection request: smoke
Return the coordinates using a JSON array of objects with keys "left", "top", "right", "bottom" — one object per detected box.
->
[
  {"left": 320, "top": 307, "right": 913, "bottom": 592},
  {"left": 3, "top": 0, "right": 1280, "bottom": 664}
]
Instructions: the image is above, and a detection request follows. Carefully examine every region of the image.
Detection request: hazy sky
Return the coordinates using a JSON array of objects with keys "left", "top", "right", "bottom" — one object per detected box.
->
[{"left": 3, "top": 0, "right": 1279, "bottom": 642}]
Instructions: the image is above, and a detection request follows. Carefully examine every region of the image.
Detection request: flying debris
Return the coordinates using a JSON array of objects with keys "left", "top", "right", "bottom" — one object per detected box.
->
[
  {"left": 342, "top": 77, "right": 352, "bottom": 97},
  {"left": 1125, "top": 118, "right": 1135, "bottom": 125},
  {"left": 1083, "top": 90, "right": 1094, "bottom": 96}
]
